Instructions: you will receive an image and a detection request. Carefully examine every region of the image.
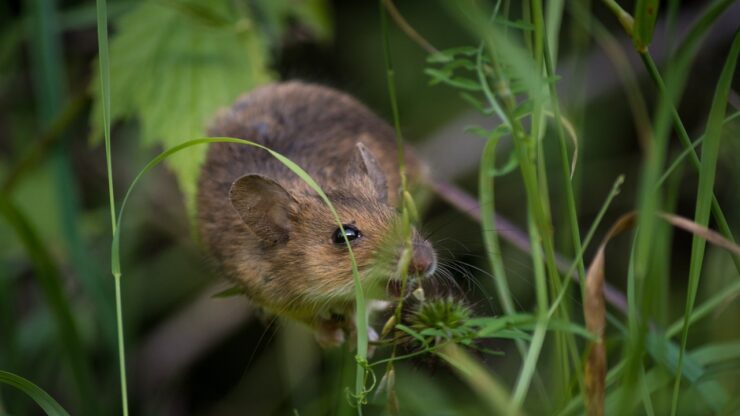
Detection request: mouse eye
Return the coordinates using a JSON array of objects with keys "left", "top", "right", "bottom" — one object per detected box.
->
[{"left": 332, "top": 224, "right": 362, "bottom": 244}]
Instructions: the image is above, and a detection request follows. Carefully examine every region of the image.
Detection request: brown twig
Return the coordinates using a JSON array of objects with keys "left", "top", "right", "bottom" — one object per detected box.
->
[{"left": 382, "top": 0, "right": 440, "bottom": 55}]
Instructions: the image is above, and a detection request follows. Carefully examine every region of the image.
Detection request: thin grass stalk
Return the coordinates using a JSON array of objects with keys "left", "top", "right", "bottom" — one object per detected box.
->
[
  {"left": 616, "top": 235, "right": 643, "bottom": 414},
  {"left": 379, "top": 3, "right": 416, "bottom": 414},
  {"left": 437, "top": 343, "right": 521, "bottom": 415},
  {"left": 544, "top": 0, "right": 563, "bottom": 66},
  {"left": 665, "top": 279, "right": 740, "bottom": 338},
  {"left": 95, "top": 0, "right": 115, "bottom": 235},
  {"left": 639, "top": 365, "right": 656, "bottom": 416},
  {"left": 669, "top": 32, "right": 740, "bottom": 416},
  {"left": 563, "top": 0, "right": 591, "bottom": 215},
  {"left": 657, "top": 111, "right": 740, "bottom": 188},
  {"left": 529, "top": 2, "right": 579, "bottom": 406},
  {"left": 511, "top": 214, "right": 549, "bottom": 411},
  {"left": 548, "top": 175, "right": 624, "bottom": 317},
  {"left": 479, "top": 140, "right": 516, "bottom": 315},
  {"left": 475, "top": 35, "right": 515, "bottom": 316},
  {"left": 94, "top": 0, "right": 128, "bottom": 414},
  {"left": 535, "top": 0, "right": 590, "bottom": 404}
]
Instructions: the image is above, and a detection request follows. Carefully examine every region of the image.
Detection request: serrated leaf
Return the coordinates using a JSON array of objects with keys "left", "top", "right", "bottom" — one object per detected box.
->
[{"left": 89, "top": 0, "right": 273, "bottom": 216}]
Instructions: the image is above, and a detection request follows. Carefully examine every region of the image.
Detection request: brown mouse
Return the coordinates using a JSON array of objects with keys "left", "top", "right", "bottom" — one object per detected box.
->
[{"left": 197, "top": 81, "right": 436, "bottom": 347}]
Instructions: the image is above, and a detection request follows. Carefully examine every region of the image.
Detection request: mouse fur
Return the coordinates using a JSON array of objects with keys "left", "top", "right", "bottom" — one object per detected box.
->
[{"left": 197, "top": 81, "right": 436, "bottom": 346}]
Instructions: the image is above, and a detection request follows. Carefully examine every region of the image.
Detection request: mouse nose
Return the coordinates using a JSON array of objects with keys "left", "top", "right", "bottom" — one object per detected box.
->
[{"left": 408, "top": 239, "right": 436, "bottom": 277}]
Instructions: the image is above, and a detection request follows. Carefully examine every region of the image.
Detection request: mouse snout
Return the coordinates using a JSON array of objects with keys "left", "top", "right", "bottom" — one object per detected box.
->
[{"left": 408, "top": 237, "right": 436, "bottom": 278}]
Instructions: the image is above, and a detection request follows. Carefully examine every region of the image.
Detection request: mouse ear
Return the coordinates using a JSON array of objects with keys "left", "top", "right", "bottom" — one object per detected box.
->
[
  {"left": 350, "top": 142, "right": 388, "bottom": 203},
  {"left": 229, "top": 174, "right": 298, "bottom": 245}
]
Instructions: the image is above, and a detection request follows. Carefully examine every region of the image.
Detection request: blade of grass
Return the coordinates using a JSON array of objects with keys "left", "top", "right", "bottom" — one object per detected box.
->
[
  {"left": 94, "top": 1, "right": 127, "bottom": 415},
  {"left": 665, "top": 279, "right": 740, "bottom": 338},
  {"left": 95, "top": 0, "right": 114, "bottom": 235},
  {"left": 437, "top": 343, "right": 522, "bottom": 416},
  {"left": 657, "top": 111, "right": 740, "bottom": 188},
  {"left": 670, "top": 31, "right": 740, "bottom": 416},
  {"left": 478, "top": 87, "right": 516, "bottom": 318},
  {"left": 633, "top": 0, "right": 659, "bottom": 52},
  {"left": 0, "top": 370, "right": 71, "bottom": 416},
  {"left": 534, "top": 0, "right": 590, "bottom": 402},
  {"left": 511, "top": 214, "right": 549, "bottom": 411},
  {"left": 534, "top": 0, "right": 586, "bottom": 285},
  {"left": 549, "top": 175, "right": 625, "bottom": 317},
  {"left": 379, "top": 3, "right": 419, "bottom": 413},
  {"left": 0, "top": 197, "right": 94, "bottom": 416}
]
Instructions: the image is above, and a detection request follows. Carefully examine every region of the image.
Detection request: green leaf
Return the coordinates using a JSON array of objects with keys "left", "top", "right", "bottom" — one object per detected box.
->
[
  {"left": 426, "top": 46, "right": 480, "bottom": 63},
  {"left": 424, "top": 68, "right": 481, "bottom": 91},
  {"left": 0, "top": 370, "right": 71, "bottom": 416},
  {"left": 633, "top": 0, "right": 660, "bottom": 52},
  {"left": 89, "top": 0, "right": 273, "bottom": 215},
  {"left": 396, "top": 324, "right": 429, "bottom": 347},
  {"left": 459, "top": 92, "right": 494, "bottom": 114}
]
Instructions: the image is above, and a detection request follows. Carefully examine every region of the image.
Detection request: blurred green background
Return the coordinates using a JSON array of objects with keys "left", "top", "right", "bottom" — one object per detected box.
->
[{"left": 1, "top": 0, "right": 739, "bottom": 415}]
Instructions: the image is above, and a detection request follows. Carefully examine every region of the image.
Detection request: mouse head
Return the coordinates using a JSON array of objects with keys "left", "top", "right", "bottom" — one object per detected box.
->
[{"left": 228, "top": 143, "right": 436, "bottom": 308}]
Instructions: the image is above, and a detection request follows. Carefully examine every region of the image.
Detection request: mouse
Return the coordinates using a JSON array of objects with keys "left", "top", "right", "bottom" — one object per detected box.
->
[{"left": 197, "top": 81, "right": 436, "bottom": 347}]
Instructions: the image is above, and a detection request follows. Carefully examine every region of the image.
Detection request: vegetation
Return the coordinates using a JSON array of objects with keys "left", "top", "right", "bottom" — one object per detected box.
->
[{"left": 0, "top": 0, "right": 738, "bottom": 415}]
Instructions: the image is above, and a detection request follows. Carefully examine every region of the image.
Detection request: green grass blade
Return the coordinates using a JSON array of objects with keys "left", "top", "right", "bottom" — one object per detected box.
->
[
  {"left": 670, "top": 31, "right": 740, "bottom": 415},
  {"left": 95, "top": 0, "right": 115, "bottom": 234},
  {"left": 548, "top": 175, "right": 625, "bottom": 317},
  {"left": 0, "top": 198, "right": 93, "bottom": 415},
  {"left": 94, "top": 1, "right": 127, "bottom": 414},
  {"left": 633, "top": 0, "right": 659, "bottom": 52},
  {"left": 437, "top": 343, "right": 521, "bottom": 415},
  {"left": 0, "top": 370, "right": 71, "bottom": 416},
  {"left": 657, "top": 111, "right": 740, "bottom": 188},
  {"left": 479, "top": 137, "right": 516, "bottom": 316},
  {"left": 666, "top": 279, "right": 740, "bottom": 338}
]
